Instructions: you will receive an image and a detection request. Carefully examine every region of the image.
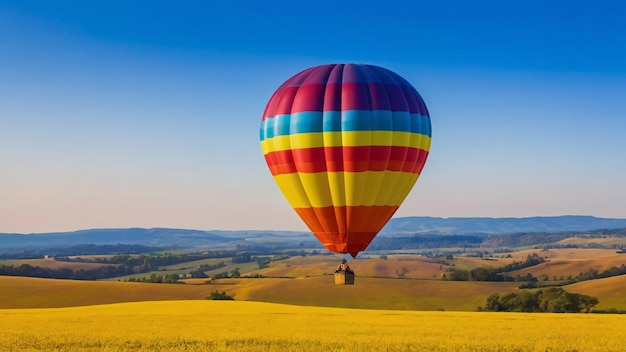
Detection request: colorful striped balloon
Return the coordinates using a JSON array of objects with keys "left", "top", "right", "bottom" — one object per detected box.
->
[{"left": 260, "top": 64, "right": 431, "bottom": 258}]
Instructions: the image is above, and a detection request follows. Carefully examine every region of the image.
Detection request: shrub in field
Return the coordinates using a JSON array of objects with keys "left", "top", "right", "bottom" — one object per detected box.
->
[{"left": 208, "top": 290, "right": 234, "bottom": 300}]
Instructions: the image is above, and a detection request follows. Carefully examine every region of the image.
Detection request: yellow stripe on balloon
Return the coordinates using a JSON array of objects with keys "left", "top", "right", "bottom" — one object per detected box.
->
[
  {"left": 386, "top": 172, "right": 420, "bottom": 205},
  {"left": 272, "top": 172, "right": 310, "bottom": 207},
  {"left": 273, "top": 171, "right": 422, "bottom": 208},
  {"left": 260, "top": 131, "right": 431, "bottom": 154},
  {"left": 326, "top": 171, "right": 346, "bottom": 207}
]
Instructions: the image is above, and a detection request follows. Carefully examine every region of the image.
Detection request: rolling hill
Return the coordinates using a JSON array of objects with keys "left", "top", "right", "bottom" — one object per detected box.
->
[{"left": 0, "top": 274, "right": 519, "bottom": 311}]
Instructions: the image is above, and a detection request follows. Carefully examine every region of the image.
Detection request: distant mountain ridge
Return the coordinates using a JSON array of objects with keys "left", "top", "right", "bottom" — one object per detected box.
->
[
  {"left": 0, "top": 228, "right": 314, "bottom": 252},
  {"left": 0, "top": 228, "right": 235, "bottom": 250},
  {"left": 380, "top": 215, "right": 626, "bottom": 235},
  {"left": 2, "top": 216, "right": 626, "bottom": 252}
]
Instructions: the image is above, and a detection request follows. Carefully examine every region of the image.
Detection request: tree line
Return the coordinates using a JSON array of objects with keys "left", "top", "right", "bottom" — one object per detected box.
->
[
  {"left": 560, "top": 264, "right": 626, "bottom": 284},
  {"left": 0, "top": 251, "right": 262, "bottom": 281},
  {"left": 442, "top": 253, "right": 546, "bottom": 281},
  {"left": 368, "top": 234, "right": 482, "bottom": 250},
  {"left": 480, "top": 288, "right": 598, "bottom": 313},
  {"left": 56, "top": 250, "right": 246, "bottom": 269},
  {"left": 125, "top": 273, "right": 182, "bottom": 284},
  {"left": 0, "top": 263, "right": 132, "bottom": 280}
]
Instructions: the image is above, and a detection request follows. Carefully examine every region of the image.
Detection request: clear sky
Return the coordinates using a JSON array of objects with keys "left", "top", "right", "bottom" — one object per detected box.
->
[{"left": 1, "top": 1, "right": 625, "bottom": 234}]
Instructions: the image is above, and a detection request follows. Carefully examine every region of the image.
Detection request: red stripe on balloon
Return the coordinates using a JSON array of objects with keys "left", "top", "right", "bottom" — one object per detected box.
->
[{"left": 264, "top": 146, "right": 429, "bottom": 175}]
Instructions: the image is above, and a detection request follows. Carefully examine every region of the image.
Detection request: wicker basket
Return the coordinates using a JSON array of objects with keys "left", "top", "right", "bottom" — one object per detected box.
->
[{"left": 334, "top": 270, "right": 355, "bottom": 285}]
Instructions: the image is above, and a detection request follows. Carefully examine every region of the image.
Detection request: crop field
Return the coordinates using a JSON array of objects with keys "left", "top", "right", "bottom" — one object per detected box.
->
[
  {"left": 108, "top": 261, "right": 261, "bottom": 282},
  {"left": 0, "top": 258, "right": 113, "bottom": 271},
  {"left": 2, "top": 300, "right": 625, "bottom": 352},
  {"left": 248, "top": 254, "right": 477, "bottom": 279},
  {"left": 4, "top": 245, "right": 626, "bottom": 312},
  {"left": 507, "top": 249, "right": 626, "bottom": 279},
  {"left": 555, "top": 235, "right": 626, "bottom": 247},
  {"left": 246, "top": 255, "right": 337, "bottom": 278},
  {"left": 0, "top": 275, "right": 520, "bottom": 311},
  {"left": 0, "top": 276, "right": 215, "bottom": 308},
  {"left": 352, "top": 257, "right": 448, "bottom": 279},
  {"left": 567, "top": 275, "right": 626, "bottom": 310},
  {"left": 161, "top": 257, "right": 236, "bottom": 270}
]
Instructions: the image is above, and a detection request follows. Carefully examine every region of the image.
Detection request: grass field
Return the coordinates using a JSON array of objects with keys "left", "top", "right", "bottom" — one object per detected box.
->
[
  {"left": 247, "top": 255, "right": 472, "bottom": 279},
  {"left": 0, "top": 275, "right": 215, "bottom": 308},
  {"left": 104, "top": 257, "right": 261, "bottom": 281},
  {"left": 555, "top": 235, "right": 626, "bottom": 247},
  {"left": 0, "top": 275, "right": 520, "bottom": 310},
  {"left": 3, "top": 248, "right": 626, "bottom": 312},
  {"left": 2, "top": 300, "right": 625, "bottom": 351},
  {"left": 4, "top": 272, "right": 626, "bottom": 311}
]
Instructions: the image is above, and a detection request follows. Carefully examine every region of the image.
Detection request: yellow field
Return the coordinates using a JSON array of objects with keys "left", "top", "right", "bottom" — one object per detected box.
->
[
  {"left": 1, "top": 300, "right": 625, "bottom": 351},
  {"left": 555, "top": 235, "right": 626, "bottom": 247},
  {"left": 567, "top": 275, "right": 626, "bottom": 310},
  {"left": 507, "top": 249, "right": 626, "bottom": 279}
]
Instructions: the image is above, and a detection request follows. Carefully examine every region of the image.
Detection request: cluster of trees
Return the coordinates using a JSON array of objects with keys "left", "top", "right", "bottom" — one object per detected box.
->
[
  {"left": 480, "top": 288, "right": 599, "bottom": 313},
  {"left": 369, "top": 235, "right": 482, "bottom": 251},
  {"left": 125, "top": 273, "right": 181, "bottom": 284},
  {"left": 188, "top": 262, "right": 227, "bottom": 278},
  {"left": 536, "top": 242, "right": 622, "bottom": 250},
  {"left": 484, "top": 232, "right": 571, "bottom": 247},
  {"left": 0, "top": 263, "right": 132, "bottom": 280},
  {"left": 0, "top": 249, "right": 271, "bottom": 281},
  {"left": 516, "top": 265, "right": 626, "bottom": 288},
  {"left": 58, "top": 251, "right": 246, "bottom": 270},
  {"left": 564, "top": 264, "right": 626, "bottom": 284},
  {"left": 211, "top": 268, "right": 241, "bottom": 279},
  {"left": 443, "top": 253, "right": 545, "bottom": 282}
]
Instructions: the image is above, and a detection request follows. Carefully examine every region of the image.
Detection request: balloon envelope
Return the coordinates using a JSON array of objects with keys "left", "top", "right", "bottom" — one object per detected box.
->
[{"left": 260, "top": 64, "right": 431, "bottom": 257}]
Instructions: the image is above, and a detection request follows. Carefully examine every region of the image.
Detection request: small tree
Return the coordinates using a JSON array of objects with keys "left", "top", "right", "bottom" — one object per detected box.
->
[
  {"left": 207, "top": 290, "right": 234, "bottom": 300},
  {"left": 485, "top": 294, "right": 503, "bottom": 312}
]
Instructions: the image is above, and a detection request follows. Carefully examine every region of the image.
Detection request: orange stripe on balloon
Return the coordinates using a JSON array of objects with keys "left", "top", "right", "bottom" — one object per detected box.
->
[{"left": 294, "top": 205, "right": 399, "bottom": 257}]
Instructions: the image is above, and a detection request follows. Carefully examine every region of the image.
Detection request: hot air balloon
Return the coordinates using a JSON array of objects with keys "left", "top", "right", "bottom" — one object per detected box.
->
[{"left": 260, "top": 64, "right": 431, "bottom": 259}]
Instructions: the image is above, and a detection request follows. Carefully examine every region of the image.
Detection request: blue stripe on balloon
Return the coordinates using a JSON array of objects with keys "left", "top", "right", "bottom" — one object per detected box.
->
[{"left": 260, "top": 111, "right": 431, "bottom": 140}]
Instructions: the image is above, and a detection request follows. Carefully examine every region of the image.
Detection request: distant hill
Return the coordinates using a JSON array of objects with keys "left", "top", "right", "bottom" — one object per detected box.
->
[
  {"left": 2, "top": 215, "right": 626, "bottom": 253},
  {"left": 0, "top": 228, "right": 315, "bottom": 253},
  {"left": 0, "top": 228, "right": 235, "bottom": 251},
  {"left": 380, "top": 215, "right": 626, "bottom": 236}
]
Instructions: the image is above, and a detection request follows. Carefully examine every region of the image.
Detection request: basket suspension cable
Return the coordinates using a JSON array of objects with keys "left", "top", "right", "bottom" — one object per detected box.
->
[{"left": 332, "top": 252, "right": 344, "bottom": 262}]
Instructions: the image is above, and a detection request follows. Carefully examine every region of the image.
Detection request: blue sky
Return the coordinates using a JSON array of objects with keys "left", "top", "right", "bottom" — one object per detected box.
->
[{"left": 1, "top": 1, "right": 625, "bottom": 233}]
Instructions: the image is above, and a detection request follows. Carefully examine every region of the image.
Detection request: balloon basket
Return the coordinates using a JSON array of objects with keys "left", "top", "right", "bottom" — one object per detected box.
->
[{"left": 334, "top": 270, "right": 355, "bottom": 285}]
